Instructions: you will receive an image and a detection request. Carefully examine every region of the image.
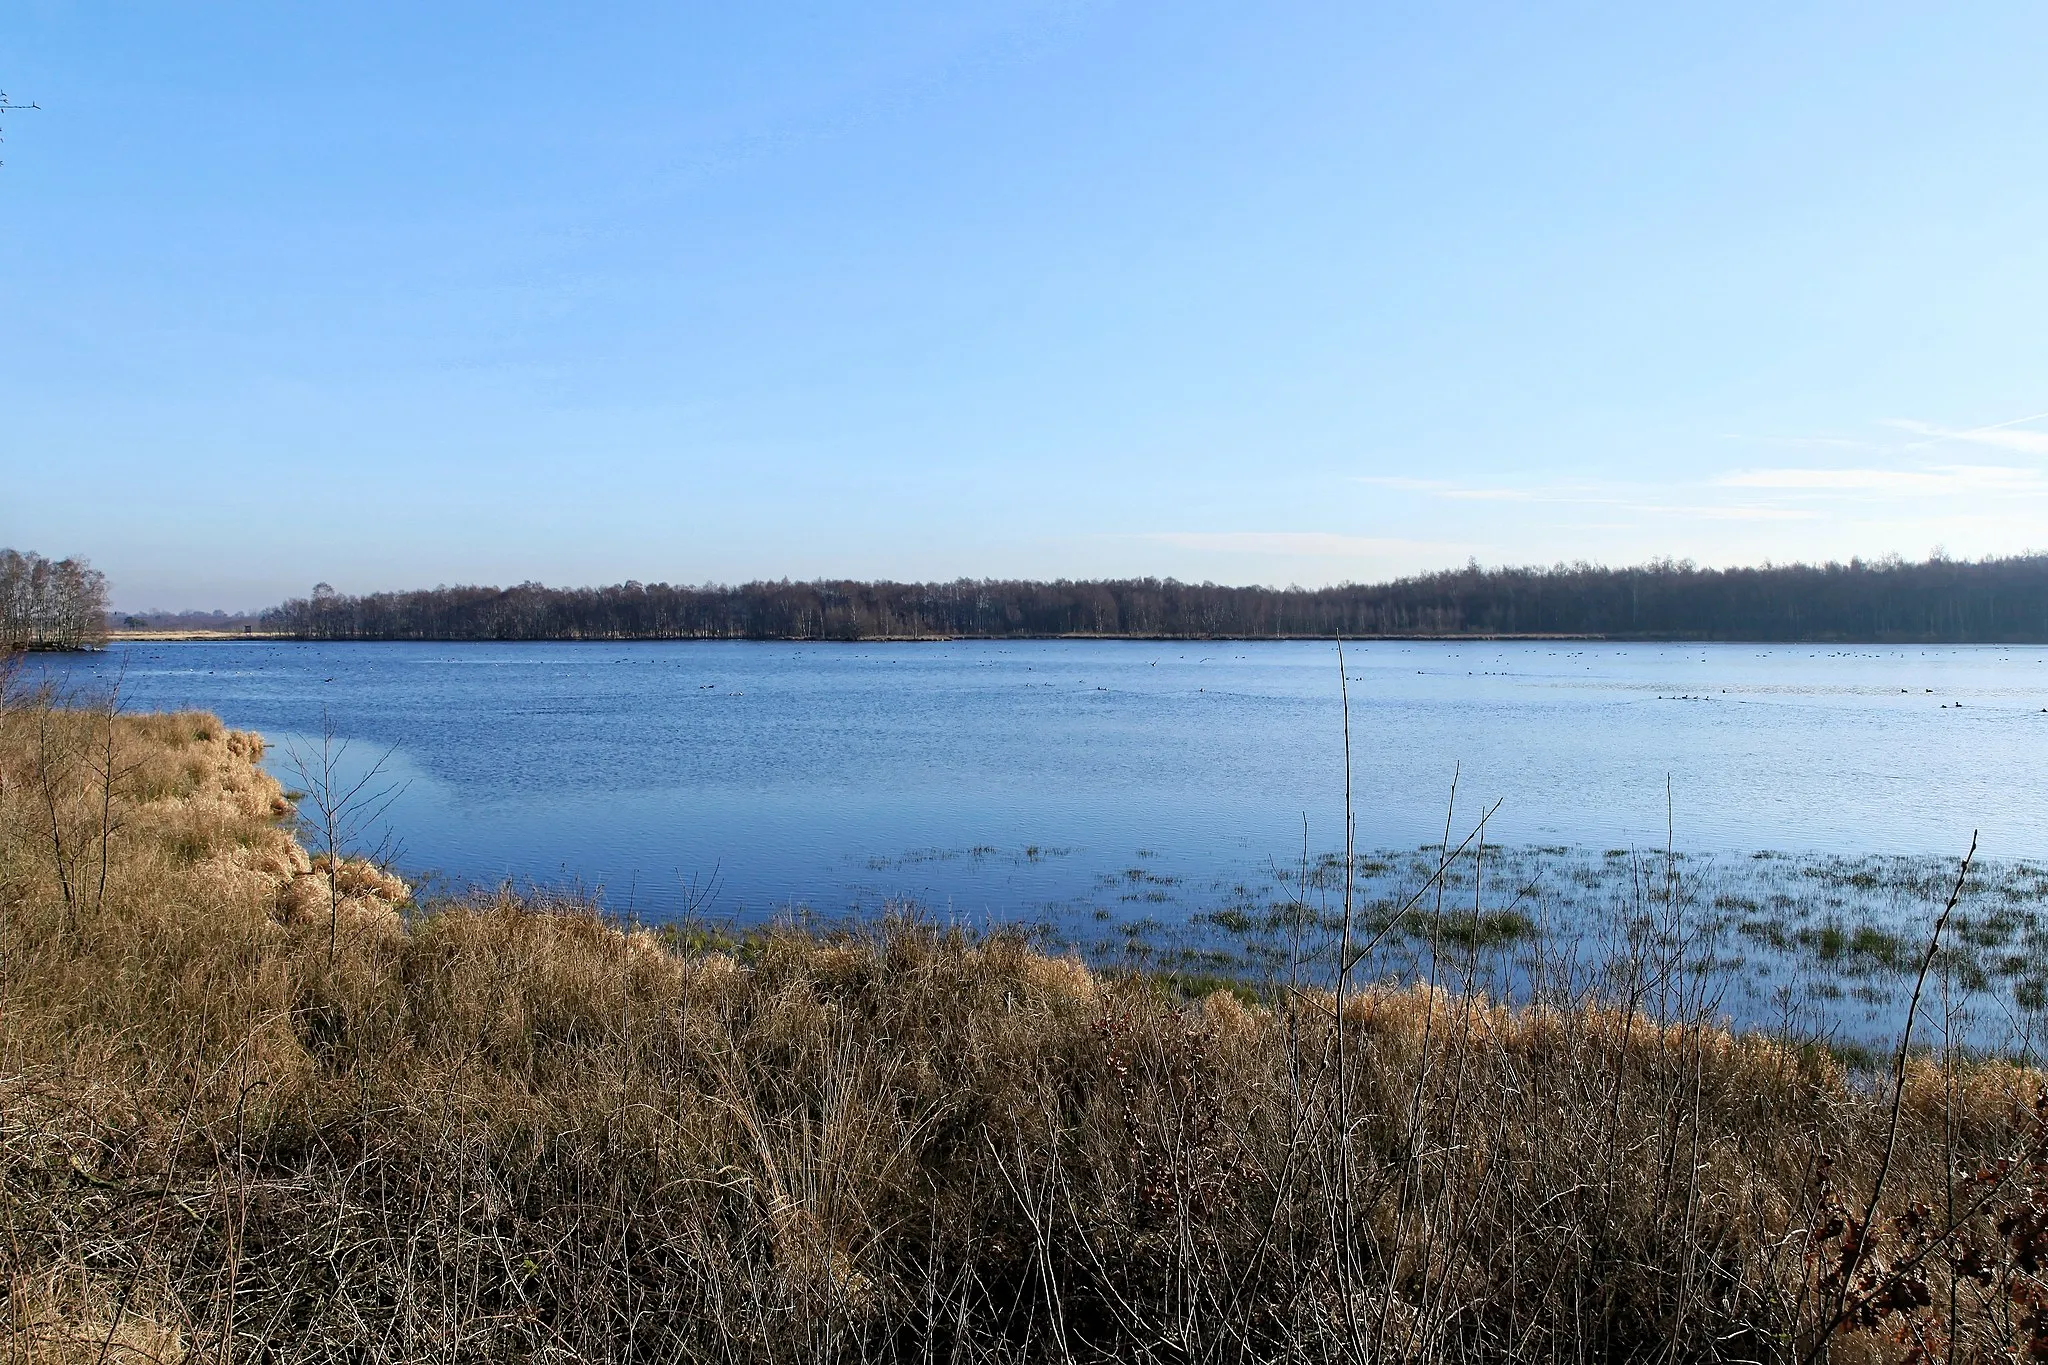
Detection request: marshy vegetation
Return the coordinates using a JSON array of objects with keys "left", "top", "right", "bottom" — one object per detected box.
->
[
  {"left": 1143, "top": 843, "right": 2048, "bottom": 1055},
  {"left": 9, "top": 678, "right": 2048, "bottom": 1361}
]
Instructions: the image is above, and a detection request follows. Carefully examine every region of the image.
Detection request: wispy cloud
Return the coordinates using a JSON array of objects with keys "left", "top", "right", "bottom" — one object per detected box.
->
[
  {"left": 1357, "top": 473, "right": 1820, "bottom": 516},
  {"left": 1324, "top": 410, "right": 2048, "bottom": 564},
  {"left": 1355, "top": 455, "right": 2048, "bottom": 528},
  {"left": 1716, "top": 464, "right": 2048, "bottom": 494},
  {"left": 1887, "top": 412, "right": 2048, "bottom": 457},
  {"left": 1439, "top": 487, "right": 1548, "bottom": 503},
  {"left": 1718, "top": 432, "right": 1888, "bottom": 453},
  {"left": 1721, "top": 410, "right": 2048, "bottom": 460},
  {"left": 1351, "top": 476, "right": 1452, "bottom": 493},
  {"left": 1148, "top": 531, "right": 1462, "bottom": 557},
  {"left": 1352, "top": 476, "right": 1618, "bottom": 505},
  {"left": 1632, "top": 503, "right": 1818, "bottom": 522},
  {"left": 1718, "top": 468, "right": 1934, "bottom": 491}
]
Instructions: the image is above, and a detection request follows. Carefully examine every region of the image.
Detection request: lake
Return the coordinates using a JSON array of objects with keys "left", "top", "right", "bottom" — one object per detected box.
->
[
  {"left": 37, "top": 637, "right": 2048, "bottom": 1043},
  {"left": 36, "top": 639, "right": 2046, "bottom": 925}
]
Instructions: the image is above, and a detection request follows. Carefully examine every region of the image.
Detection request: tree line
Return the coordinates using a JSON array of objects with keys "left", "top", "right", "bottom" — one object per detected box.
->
[
  {"left": 258, "top": 554, "right": 2048, "bottom": 642},
  {"left": 1, "top": 549, "right": 109, "bottom": 650},
  {"left": 115, "top": 609, "right": 265, "bottom": 633}
]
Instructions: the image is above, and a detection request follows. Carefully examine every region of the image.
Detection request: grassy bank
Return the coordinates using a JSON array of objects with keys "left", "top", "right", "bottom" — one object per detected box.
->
[{"left": 6, "top": 691, "right": 2048, "bottom": 1362}]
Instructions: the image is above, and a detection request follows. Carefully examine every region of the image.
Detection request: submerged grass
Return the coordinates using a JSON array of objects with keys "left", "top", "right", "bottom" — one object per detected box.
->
[
  {"left": 1167, "top": 841, "right": 2048, "bottom": 1054},
  {"left": 8, "top": 683, "right": 2048, "bottom": 1361}
]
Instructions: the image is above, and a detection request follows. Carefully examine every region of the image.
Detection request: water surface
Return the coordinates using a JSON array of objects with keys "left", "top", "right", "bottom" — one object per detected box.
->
[{"left": 41, "top": 639, "right": 2048, "bottom": 927}]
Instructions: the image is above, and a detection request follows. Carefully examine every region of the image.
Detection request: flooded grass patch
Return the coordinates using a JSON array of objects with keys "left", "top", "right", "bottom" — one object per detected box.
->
[{"left": 1080, "top": 842, "right": 2048, "bottom": 1057}]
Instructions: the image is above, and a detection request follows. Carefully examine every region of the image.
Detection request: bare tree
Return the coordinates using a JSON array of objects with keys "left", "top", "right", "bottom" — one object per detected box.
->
[
  {"left": 280, "top": 710, "right": 407, "bottom": 964},
  {"left": 0, "top": 549, "right": 110, "bottom": 650},
  {"left": 14, "top": 668, "right": 132, "bottom": 935}
]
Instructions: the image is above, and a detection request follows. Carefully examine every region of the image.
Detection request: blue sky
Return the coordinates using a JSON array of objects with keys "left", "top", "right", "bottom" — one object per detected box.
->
[{"left": 4, "top": 2, "right": 2047, "bottom": 608}]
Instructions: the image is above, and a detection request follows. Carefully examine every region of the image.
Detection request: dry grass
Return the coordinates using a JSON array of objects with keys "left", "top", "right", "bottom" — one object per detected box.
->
[{"left": 5, "top": 684, "right": 2048, "bottom": 1362}]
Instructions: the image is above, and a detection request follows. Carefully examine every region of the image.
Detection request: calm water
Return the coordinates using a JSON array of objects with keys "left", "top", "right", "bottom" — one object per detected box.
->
[{"left": 37, "top": 640, "right": 2048, "bottom": 930}]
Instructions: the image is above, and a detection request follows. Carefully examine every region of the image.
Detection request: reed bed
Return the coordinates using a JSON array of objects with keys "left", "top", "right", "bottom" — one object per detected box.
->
[{"left": 4, "top": 681, "right": 2047, "bottom": 1363}]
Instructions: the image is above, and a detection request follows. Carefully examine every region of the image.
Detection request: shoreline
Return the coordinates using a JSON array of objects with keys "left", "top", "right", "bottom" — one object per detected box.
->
[
  {"left": 110, "top": 630, "right": 1609, "bottom": 643},
  {"left": 107, "top": 629, "right": 289, "bottom": 641}
]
